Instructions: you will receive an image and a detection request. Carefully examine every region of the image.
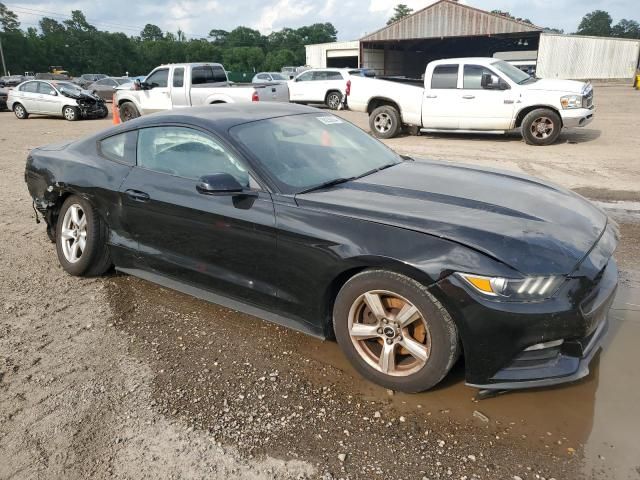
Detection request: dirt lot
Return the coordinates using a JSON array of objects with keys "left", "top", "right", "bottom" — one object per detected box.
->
[{"left": 1, "top": 84, "right": 639, "bottom": 480}]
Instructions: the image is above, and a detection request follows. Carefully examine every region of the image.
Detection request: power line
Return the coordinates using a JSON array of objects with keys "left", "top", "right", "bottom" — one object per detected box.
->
[{"left": 7, "top": 3, "right": 210, "bottom": 38}]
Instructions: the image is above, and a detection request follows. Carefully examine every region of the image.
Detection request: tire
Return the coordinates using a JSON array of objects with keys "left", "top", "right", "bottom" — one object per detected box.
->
[
  {"left": 521, "top": 108, "right": 562, "bottom": 146},
  {"left": 98, "top": 105, "right": 109, "bottom": 119},
  {"left": 325, "top": 91, "right": 342, "bottom": 110},
  {"left": 63, "top": 106, "right": 79, "bottom": 121},
  {"left": 406, "top": 125, "right": 421, "bottom": 136},
  {"left": 119, "top": 101, "right": 140, "bottom": 122},
  {"left": 55, "top": 195, "right": 112, "bottom": 277},
  {"left": 333, "top": 269, "right": 459, "bottom": 393},
  {"left": 13, "top": 103, "right": 29, "bottom": 119},
  {"left": 369, "top": 105, "right": 401, "bottom": 139}
]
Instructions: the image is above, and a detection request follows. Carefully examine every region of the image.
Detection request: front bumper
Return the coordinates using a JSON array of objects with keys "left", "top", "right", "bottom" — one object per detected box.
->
[
  {"left": 77, "top": 100, "right": 107, "bottom": 118},
  {"left": 561, "top": 107, "right": 595, "bottom": 128},
  {"left": 436, "top": 253, "right": 618, "bottom": 390}
]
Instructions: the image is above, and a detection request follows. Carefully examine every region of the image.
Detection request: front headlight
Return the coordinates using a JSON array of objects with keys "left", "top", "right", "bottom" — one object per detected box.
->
[
  {"left": 457, "top": 273, "right": 564, "bottom": 301},
  {"left": 560, "top": 94, "right": 583, "bottom": 109}
]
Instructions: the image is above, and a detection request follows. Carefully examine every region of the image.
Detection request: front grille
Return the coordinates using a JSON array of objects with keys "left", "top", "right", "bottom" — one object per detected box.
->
[{"left": 583, "top": 89, "right": 594, "bottom": 109}]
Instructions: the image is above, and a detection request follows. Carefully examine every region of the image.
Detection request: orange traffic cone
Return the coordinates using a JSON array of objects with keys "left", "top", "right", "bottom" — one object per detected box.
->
[{"left": 112, "top": 95, "right": 121, "bottom": 125}]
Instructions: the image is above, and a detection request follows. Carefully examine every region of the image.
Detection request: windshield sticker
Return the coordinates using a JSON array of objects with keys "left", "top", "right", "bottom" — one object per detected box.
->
[{"left": 316, "top": 116, "right": 343, "bottom": 125}]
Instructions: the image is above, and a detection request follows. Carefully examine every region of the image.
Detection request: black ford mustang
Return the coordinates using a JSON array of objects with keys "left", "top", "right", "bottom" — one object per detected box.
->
[{"left": 25, "top": 103, "right": 618, "bottom": 393}]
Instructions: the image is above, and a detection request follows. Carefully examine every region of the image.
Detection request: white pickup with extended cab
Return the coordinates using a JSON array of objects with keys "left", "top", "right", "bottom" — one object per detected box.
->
[
  {"left": 348, "top": 57, "right": 595, "bottom": 146},
  {"left": 114, "top": 63, "right": 290, "bottom": 122}
]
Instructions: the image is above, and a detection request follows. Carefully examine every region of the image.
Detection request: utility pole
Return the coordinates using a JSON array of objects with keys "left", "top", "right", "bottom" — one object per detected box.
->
[{"left": 0, "top": 37, "right": 7, "bottom": 76}]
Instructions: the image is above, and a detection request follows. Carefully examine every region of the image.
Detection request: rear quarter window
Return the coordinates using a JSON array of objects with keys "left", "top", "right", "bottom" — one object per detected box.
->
[{"left": 98, "top": 130, "right": 137, "bottom": 165}]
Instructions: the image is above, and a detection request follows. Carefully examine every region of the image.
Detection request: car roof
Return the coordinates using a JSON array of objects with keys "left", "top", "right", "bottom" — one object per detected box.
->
[{"left": 119, "top": 103, "right": 320, "bottom": 133}]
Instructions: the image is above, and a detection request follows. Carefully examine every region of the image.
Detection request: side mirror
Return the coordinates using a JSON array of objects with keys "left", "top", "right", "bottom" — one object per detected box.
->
[
  {"left": 481, "top": 72, "right": 509, "bottom": 90},
  {"left": 196, "top": 173, "right": 246, "bottom": 195}
]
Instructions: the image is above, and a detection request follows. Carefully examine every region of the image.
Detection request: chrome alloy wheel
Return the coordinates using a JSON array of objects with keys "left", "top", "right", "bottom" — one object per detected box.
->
[
  {"left": 347, "top": 290, "right": 431, "bottom": 376},
  {"left": 63, "top": 107, "right": 76, "bottom": 121},
  {"left": 327, "top": 92, "right": 341, "bottom": 109},
  {"left": 60, "top": 204, "right": 87, "bottom": 263},
  {"left": 373, "top": 112, "right": 392, "bottom": 134},
  {"left": 530, "top": 116, "right": 554, "bottom": 140}
]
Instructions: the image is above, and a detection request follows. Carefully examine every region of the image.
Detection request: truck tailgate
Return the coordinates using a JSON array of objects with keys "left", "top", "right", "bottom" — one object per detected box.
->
[{"left": 254, "top": 83, "right": 289, "bottom": 102}]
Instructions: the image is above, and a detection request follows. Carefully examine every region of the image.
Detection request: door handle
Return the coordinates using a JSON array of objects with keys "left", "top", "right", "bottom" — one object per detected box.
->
[
  {"left": 462, "top": 95, "right": 475, "bottom": 99},
  {"left": 426, "top": 95, "right": 438, "bottom": 99},
  {"left": 125, "top": 189, "right": 150, "bottom": 202}
]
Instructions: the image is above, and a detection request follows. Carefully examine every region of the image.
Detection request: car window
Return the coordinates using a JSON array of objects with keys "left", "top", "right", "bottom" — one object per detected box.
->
[
  {"left": 463, "top": 65, "right": 496, "bottom": 89},
  {"left": 146, "top": 69, "right": 169, "bottom": 88},
  {"left": 271, "top": 73, "right": 286, "bottom": 80},
  {"left": 431, "top": 65, "right": 459, "bottom": 89},
  {"left": 99, "top": 130, "right": 137, "bottom": 165},
  {"left": 137, "top": 126, "right": 249, "bottom": 186},
  {"left": 20, "top": 82, "right": 39, "bottom": 93},
  {"left": 326, "top": 71, "right": 344, "bottom": 80},
  {"left": 212, "top": 66, "right": 227, "bottom": 82},
  {"left": 312, "top": 71, "right": 329, "bottom": 81},
  {"left": 257, "top": 74, "right": 269, "bottom": 80},
  {"left": 173, "top": 68, "right": 184, "bottom": 87},
  {"left": 37, "top": 82, "right": 57, "bottom": 95},
  {"left": 296, "top": 71, "right": 313, "bottom": 82}
]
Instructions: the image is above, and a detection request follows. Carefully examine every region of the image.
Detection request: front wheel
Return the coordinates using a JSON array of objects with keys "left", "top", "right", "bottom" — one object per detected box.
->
[
  {"left": 369, "top": 105, "right": 401, "bottom": 139},
  {"left": 119, "top": 101, "right": 140, "bottom": 122},
  {"left": 55, "top": 196, "right": 112, "bottom": 277},
  {"left": 63, "top": 106, "right": 79, "bottom": 121},
  {"left": 521, "top": 108, "right": 562, "bottom": 146},
  {"left": 333, "top": 270, "right": 460, "bottom": 393}
]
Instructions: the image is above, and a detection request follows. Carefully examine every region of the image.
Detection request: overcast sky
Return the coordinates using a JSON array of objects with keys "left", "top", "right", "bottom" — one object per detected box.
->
[{"left": 7, "top": 0, "right": 639, "bottom": 40}]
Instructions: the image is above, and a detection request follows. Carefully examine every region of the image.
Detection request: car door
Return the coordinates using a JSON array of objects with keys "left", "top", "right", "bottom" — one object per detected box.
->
[
  {"left": 95, "top": 78, "right": 117, "bottom": 100},
  {"left": 421, "top": 64, "right": 461, "bottom": 129},
  {"left": 37, "top": 81, "right": 62, "bottom": 115},
  {"left": 118, "top": 125, "right": 278, "bottom": 306},
  {"left": 458, "top": 64, "right": 516, "bottom": 130},
  {"left": 310, "top": 71, "right": 330, "bottom": 102},
  {"left": 289, "top": 70, "right": 314, "bottom": 101},
  {"left": 138, "top": 68, "right": 172, "bottom": 114},
  {"left": 17, "top": 81, "right": 40, "bottom": 112},
  {"left": 170, "top": 67, "right": 189, "bottom": 107}
]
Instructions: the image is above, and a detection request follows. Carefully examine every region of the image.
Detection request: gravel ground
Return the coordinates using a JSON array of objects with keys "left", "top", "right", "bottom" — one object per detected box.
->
[{"left": 1, "top": 84, "right": 639, "bottom": 480}]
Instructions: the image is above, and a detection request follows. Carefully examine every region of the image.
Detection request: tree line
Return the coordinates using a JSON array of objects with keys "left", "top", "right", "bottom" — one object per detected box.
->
[{"left": 0, "top": 3, "right": 337, "bottom": 76}]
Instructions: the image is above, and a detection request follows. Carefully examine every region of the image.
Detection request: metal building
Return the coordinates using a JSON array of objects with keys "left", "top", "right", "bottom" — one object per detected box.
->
[
  {"left": 306, "top": 0, "right": 640, "bottom": 80},
  {"left": 305, "top": 41, "right": 360, "bottom": 69}
]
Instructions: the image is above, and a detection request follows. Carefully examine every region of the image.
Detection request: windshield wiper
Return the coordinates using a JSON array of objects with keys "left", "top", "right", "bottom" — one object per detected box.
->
[
  {"left": 354, "top": 162, "right": 399, "bottom": 180},
  {"left": 298, "top": 176, "right": 357, "bottom": 194}
]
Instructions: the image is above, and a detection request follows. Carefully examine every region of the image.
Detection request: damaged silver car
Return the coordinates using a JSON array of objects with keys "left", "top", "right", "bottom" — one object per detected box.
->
[{"left": 7, "top": 80, "right": 108, "bottom": 121}]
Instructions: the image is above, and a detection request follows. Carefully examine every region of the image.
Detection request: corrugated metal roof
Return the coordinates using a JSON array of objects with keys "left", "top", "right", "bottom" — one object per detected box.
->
[{"left": 361, "top": 0, "right": 541, "bottom": 42}]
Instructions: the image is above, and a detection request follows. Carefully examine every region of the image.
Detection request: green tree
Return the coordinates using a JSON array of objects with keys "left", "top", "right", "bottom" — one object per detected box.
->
[
  {"left": 387, "top": 4, "right": 413, "bottom": 25},
  {"left": 208, "top": 29, "right": 228, "bottom": 44},
  {"left": 263, "top": 48, "right": 296, "bottom": 71},
  {"left": 297, "top": 23, "right": 337, "bottom": 44},
  {"left": 226, "top": 26, "right": 263, "bottom": 47},
  {"left": 63, "top": 10, "right": 96, "bottom": 32},
  {"left": 0, "top": 2, "right": 20, "bottom": 32},
  {"left": 222, "top": 46, "right": 264, "bottom": 71},
  {"left": 140, "top": 24, "right": 163, "bottom": 41},
  {"left": 577, "top": 10, "right": 613, "bottom": 36},
  {"left": 39, "top": 17, "right": 66, "bottom": 35},
  {"left": 612, "top": 19, "right": 640, "bottom": 39}
]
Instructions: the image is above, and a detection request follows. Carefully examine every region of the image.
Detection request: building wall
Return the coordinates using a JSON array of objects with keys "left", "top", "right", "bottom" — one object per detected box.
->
[
  {"left": 537, "top": 33, "right": 640, "bottom": 80},
  {"left": 305, "top": 41, "right": 360, "bottom": 68}
]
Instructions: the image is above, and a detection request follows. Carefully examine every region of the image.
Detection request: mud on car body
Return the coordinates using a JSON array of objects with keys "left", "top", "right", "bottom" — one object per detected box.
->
[{"left": 24, "top": 103, "right": 619, "bottom": 394}]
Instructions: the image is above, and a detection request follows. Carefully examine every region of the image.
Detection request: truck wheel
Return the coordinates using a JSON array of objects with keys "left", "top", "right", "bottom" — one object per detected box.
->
[
  {"left": 522, "top": 108, "right": 562, "bottom": 146},
  {"left": 120, "top": 102, "right": 140, "bottom": 122},
  {"left": 369, "top": 105, "right": 401, "bottom": 139},
  {"left": 325, "top": 91, "right": 342, "bottom": 110}
]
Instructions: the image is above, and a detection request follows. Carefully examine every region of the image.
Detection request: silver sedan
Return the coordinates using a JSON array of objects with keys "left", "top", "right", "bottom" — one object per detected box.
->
[
  {"left": 251, "top": 72, "right": 288, "bottom": 83},
  {"left": 7, "top": 80, "right": 108, "bottom": 121}
]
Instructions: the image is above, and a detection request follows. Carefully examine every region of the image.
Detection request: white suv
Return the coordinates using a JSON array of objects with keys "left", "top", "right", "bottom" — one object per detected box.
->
[{"left": 288, "top": 69, "right": 351, "bottom": 110}]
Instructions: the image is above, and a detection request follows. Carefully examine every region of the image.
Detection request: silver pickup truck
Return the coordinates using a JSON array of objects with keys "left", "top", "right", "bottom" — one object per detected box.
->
[{"left": 114, "top": 63, "right": 290, "bottom": 121}]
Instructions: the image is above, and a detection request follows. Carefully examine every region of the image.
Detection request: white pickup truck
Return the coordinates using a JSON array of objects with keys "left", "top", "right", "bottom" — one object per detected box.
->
[
  {"left": 114, "top": 63, "right": 290, "bottom": 122},
  {"left": 348, "top": 57, "right": 595, "bottom": 146}
]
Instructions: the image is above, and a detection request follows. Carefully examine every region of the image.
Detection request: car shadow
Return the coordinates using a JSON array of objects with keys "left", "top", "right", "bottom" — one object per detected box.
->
[{"left": 394, "top": 127, "right": 602, "bottom": 145}]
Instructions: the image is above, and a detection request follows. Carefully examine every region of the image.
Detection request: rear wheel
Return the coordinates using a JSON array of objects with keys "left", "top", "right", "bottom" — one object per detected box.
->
[
  {"left": 325, "top": 91, "right": 342, "bottom": 110},
  {"left": 522, "top": 108, "right": 562, "bottom": 146},
  {"left": 333, "top": 270, "right": 459, "bottom": 392},
  {"left": 13, "top": 103, "right": 28, "bottom": 119},
  {"left": 119, "top": 101, "right": 140, "bottom": 122},
  {"left": 63, "top": 106, "right": 79, "bottom": 121},
  {"left": 369, "top": 105, "right": 401, "bottom": 139},
  {"left": 55, "top": 196, "right": 112, "bottom": 277}
]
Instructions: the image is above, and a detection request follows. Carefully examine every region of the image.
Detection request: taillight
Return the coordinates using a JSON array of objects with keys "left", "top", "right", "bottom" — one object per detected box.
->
[
  {"left": 346, "top": 79, "right": 351, "bottom": 96},
  {"left": 252, "top": 90, "right": 259, "bottom": 102}
]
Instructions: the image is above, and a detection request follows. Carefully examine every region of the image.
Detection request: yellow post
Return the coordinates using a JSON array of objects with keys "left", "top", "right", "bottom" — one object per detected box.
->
[{"left": 636, "top": 73, "right": 640, "bottom": 90}]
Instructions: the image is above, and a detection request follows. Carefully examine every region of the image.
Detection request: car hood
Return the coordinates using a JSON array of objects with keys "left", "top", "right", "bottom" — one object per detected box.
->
[
  {"left": 521, "top": 78, "right": 588, "bottom": 94},
  {"left": 296, "top": 161, "right": 607, "bottom": 275},
  {"left": 59, "top": 88, "right": 102, "bottom": 101}
]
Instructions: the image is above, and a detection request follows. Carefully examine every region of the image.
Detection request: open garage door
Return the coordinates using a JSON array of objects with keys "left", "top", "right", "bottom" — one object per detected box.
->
[{"left": 327, "top": 56, "right": 359, "bottom": 68}]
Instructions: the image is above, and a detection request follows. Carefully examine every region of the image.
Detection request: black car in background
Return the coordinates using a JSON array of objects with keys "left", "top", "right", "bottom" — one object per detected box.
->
[
  {"left": 24, "top": 104, "right": 618, "bottom": 393},
  {"left": 88, "top": 77, "right": 133, "bottom": 101}
]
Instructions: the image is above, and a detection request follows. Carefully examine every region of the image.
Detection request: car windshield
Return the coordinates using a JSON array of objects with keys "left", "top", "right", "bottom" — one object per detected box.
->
[
  {"left": 230, "top": 113, "right": 402, "bottom": 194},
  {"left": 115, "top": 78, "right": 132, "bottom": 85},
  {"left": 491, "top": 60, "right": 534, "bottom": 84},
  {"left": 55, "top": 81, "right": 82, "bottom": 92}
]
